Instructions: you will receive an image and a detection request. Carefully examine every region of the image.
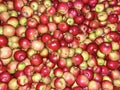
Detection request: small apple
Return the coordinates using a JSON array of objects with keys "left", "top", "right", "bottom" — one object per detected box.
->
[
  {"left": 8, "top": 78, "right": 19, "bottom": 90},
  {"left": 63, "top": 72, "right": 75, "bottom": 86},
  {"left": 54, "top": 78, "right": 66, "bottom": 90}
]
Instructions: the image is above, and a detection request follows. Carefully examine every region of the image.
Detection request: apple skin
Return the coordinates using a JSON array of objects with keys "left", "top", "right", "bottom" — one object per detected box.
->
[
  {"left": 14, "top": 50, "right": 27, "bottom": 62},
  {"left": 59, "top": 47, "right": 70, "bottom": 58},
  {"left": 72, "top": 54, "right": 83, "bottom": 66},
  {"left": 0, "top": 12, "right": 10, "bottom": 22},
  {"left": 7, "top": 17, "right": 19, "bottom": 27},
  {"left": 39, "top": 14, "right": 49, "bottom": 25},
  {"left": 41, "top": 33, "right": 52, "bottom": 43},
  {"left": 40, "top": 66, "right": 50, "bottom": 77},
  {"left": 31, "top": 40, "right": 44, "bottom": 51},
  {"left": 88, "top": 80, "right": 101, "bottom": 90},
  {"left": 14, "top": 0, "right": 24, "bottom": 11},
  {"left": 24, "top": 65, "right": 35, "bottom": 77},
  {"left": 53, "top": 14, "right": 63, "bottom": 23},
  {"left": 74, "top": 0, "right": 84, "bottom": 10},
  {"left": 19, "top": 37, "right": 31, "bottom": 49},
  {"left": 27, "top": 18, "right": 38, "bottom": 28},
  {"left": 111, "top": 41, "right": 119, "bottom": 50},
  {"left": 103, "top": 75, "right": 112, "bottom": 82},
  {"left": 95, "top": 3, "right": 104, "bottom": 12},
  {"left": 101, "top": 66, "right": 109, "bottom": 75},
  {"left": 17, "top": 75, "right": 28, "bottom": 86},
  {"left": 21, "top": 6, "right": 33, "bottom": 18},
  {"left": 99, "top": 42, "right": 112, "bottom": 55},
  {"left": 0, "top": 83, "right": 8, "bottom": 90},
  {"left": 0, "top": 46, "right": 12, "bottom": 59},
  {"left": 76, "top": 75, "right": 89, "bottom": 88},
  {"left": 36, "top": 82, "right": 46, "bottom": 90},
  {"left": 54, "top": 77, "right": 66, "bottom": 90},
  {"left": 57, "top": 58, "right": 67, "bottom": 68},
  {"left": 0, "top": 35, "right": 8, "bottom": 47},
  {"left": 87, "top": 42, "right": 98, "bottom": 55},
  {"left": 113, "top": 79, "right": 120, "bottom": 88},
  {"left": 40, "top": 48, "right": 49, "bottom": 57},
  {"left": 110, "top": 70, "right": 120, "bottom": 79},
  {"left": 106, "top": 60, "right": 119, "bottom": 70},
  {"left": 15, "top": 26, "right": 26, "bottom": 37},
  {"left": 73, "top": 86, "right": 82, "bottom": 90},
  {"left": 47, "top": 39, "right": 60, "bottom": 51},
  {"left": 25, "top": 28, "right": 38, "bottom": 41},
  {"left": 102, "top": 80, "right": 113, "bottom": 90},
  {"left": 108, "top": 51, "right": 120, "bottom": 61},
  {"left": 63, "top": 72, "right": 75, "bottom": 86},
  {"left": 30, "top": 1, "right": 38, "bottom": 11},
  {"left": 58, "top": 22, "right": 69, "bottom": 33},
  {"left": 49, "top": 52, "right": 60, "bottom": 63},
  {"left": 30, "top": 54, "right": 43, "bottom": 66},
  {"left": 54, "top": 68, "right": 63, "bottom": 77},
  {"left": 8, "top": 78, "right": 19, "bottom": 90},
  {"left": 98, "top": 12, "right": 108, "bottom": 22},
  {"left": 37, "top": 24, "right": 48, "bottom": 34},
  {"left": 3, "top": 25, "right": 16, "bottom": 37},
  {"left": 18, "top": 84, "right": 30, "bottom": 90},
  {"left": 0, "top": 72, "right": 11, "bottom": 83},
  {"left": 82, "top": 70, "right": 94, "bottom": 80},
  {"left": 42, "top": 76, "right": 51, "bottom": 85},
  {"left": 47, "top": 6, "right": 56, "bottom": 16},
  {"left": 0, "top": 3, "right": 7, "bottom": 13},
  {"left": 57, "top": 2, "right": 69, "bottom": 14},
  {"left": 70, "top": 66, "right": 80, "bottom": 77},
  {"left": 7, "top": 61, "right": 18, "bottom": 74},
  {"left": 93, "top": 73, "right": 102, "bottom": 82},
  {"left": 87, "top": 55, "right": 97, "bottom": 67}
]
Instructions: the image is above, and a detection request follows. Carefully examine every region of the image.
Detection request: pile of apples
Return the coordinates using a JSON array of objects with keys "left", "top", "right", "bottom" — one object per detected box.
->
[{"left": 0, "top": 0, "right": 120, "bottom": 90}]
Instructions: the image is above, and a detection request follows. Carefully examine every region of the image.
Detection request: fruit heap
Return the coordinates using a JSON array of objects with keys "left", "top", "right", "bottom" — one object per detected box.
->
[{"left": 0, "top": 0, "right": 120, "bottom": 90}]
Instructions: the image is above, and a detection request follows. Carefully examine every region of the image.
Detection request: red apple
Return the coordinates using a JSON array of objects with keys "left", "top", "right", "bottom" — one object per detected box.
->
[
  {"left": 63, "top": 72, "right": 75, "bottom": 86},
  {"left": 54, "top": 77, "right": 66, "bottom": 90},
  {"left": 72, "top": 54, "right": 83, "bottom": 66},
  {"left": 0, "top": 83, "right": 8, "bottom": 90},
  {"left": 102, "top": 80, "right": 113, "bottom": 90},
  {"left": 76, "top": 75, "right": 89, "bottom": 88},
  {"left": 99, "top": 42, "right": 112, "bottom": 55}
]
